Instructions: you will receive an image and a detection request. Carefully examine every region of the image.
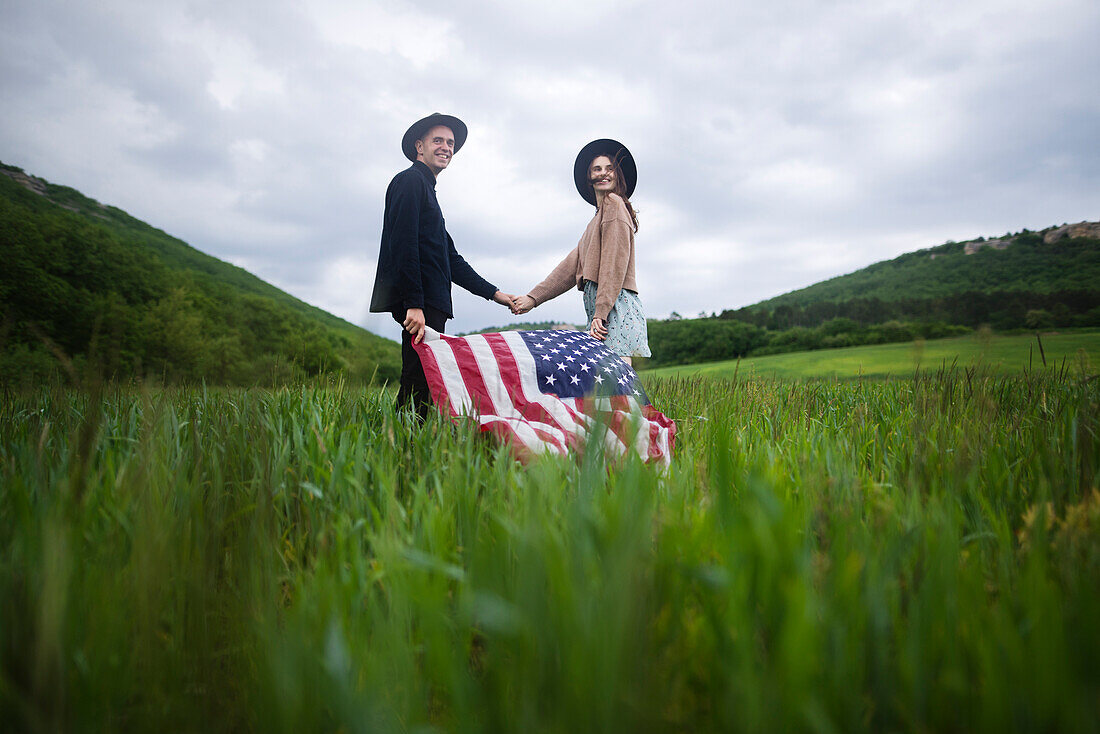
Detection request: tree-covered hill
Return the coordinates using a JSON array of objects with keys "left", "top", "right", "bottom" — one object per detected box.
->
[
  {"left": 643, "top": 223, "right": 1100, "bottom": 368},
  {"left": 0, "top": 162, "right": 399, "bottom": 386},
  {"left": 725, "top": 225, "right": 1100, "bottom": 330}
]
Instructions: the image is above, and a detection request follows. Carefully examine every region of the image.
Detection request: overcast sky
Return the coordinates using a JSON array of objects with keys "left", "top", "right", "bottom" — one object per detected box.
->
[{"left": 2, "top": 0, "right": 1098, "bottom": 339}]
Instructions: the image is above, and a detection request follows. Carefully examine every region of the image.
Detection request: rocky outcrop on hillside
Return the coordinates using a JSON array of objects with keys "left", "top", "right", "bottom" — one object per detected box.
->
[
  {"left": 1, "top": 166, "right": 47, "bottom": 196},
  {"left": 964, "top": 237, "right": 1011, "bottom": 254},
  {"left": 1043, "top": 221, "right": 1100, "bottom": 244},
  {"left": 962, "top": 220, "right": 1099, "bottom": 254},
  {"left": 2, "top": 163, "right": 109, "bottom": 217}
]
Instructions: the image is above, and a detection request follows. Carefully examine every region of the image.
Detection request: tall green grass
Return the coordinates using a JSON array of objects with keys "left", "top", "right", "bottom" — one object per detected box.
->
[{"left": 1, "top": 370, "right": 1098, "bottom": 732}]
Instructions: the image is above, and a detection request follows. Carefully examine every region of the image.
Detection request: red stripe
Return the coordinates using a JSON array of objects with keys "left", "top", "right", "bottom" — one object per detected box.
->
[
  {"left": 482, "top": 420, "right": 535, "bottom": 462},
  {"left": 609, "top": 409, "right": 635, "bottom": 454},
  {"left": 447, "top": 335, "right": 500, "bottom": 416},
  {"left": 643, "top": 405, "right": 678, "bottom": 455},
  {"left": 414, "top": 341, "right": 454, "bottom": 418},
  {"left": 481, "top": 333, "right": 526, "bottom": 406}
]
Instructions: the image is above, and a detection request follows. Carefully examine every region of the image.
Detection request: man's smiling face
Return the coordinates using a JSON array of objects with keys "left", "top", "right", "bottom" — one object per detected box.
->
[{"left": 416, "top": 125, "right": 455, "bottom": 176}]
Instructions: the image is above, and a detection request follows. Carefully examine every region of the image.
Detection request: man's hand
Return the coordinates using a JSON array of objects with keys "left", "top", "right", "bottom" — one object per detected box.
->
[
  {"left": 403, "top": 307, "right": 426, "bottom": 343},
  {"left": 588, "top": 317, "right": 608, "bottom": 341},
  {"left": 511, "top": 295, "right": 536, "bottom": 315},
  {"left": 493, "top": 290, "right": 516, "bottom": 308}
]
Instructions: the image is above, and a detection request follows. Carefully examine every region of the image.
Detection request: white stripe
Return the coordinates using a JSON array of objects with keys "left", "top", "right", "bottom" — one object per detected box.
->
[
  {"left": 466, "top": 335, "right": 570, "bottom": 450},
  {"left": 611, "top": 398, "right": 654, "bottom": 461},
  {"left": 500, "top": 332, "right": 593, "bottom": 444},
  {"left": 422, "top": 339, "right": 472, "bottom": 415},
  {"left": 657, "top": 427, "right": 672, "bottom": 469},
  {"left": 465, "top": 334, "right": 519, "bottom": 417},
  {"left": 601, "top": 421, "right": 630, "bottom": 458},
  {"left": 632, "top": 409, "right": 652, "bottom": 459}
]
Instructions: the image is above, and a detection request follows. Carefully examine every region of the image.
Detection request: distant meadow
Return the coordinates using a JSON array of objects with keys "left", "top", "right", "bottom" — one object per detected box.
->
[{"left": 645, "top": 329, "right": 1100, "bottom": 380}]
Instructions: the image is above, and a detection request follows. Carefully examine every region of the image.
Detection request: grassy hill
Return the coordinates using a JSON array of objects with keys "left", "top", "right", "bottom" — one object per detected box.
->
[{"left": 0, "top": 162, "right": 399, "bottom": 385}]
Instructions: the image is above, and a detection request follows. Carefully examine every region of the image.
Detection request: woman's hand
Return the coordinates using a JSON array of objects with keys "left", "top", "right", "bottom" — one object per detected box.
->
[
  {"left": 511, "top": 295, "right": 536, "bottom": 315},
  {"left": 588, "top": 317, "right": 608, "bottom": 341}
]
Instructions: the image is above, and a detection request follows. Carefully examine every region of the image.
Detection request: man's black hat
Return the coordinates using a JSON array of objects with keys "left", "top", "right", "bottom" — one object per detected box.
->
[
  {"left": 574, "top": 138, "right": 637, "bottom": 206},
  {"left": 402, "top": 113, "right": 468, "bottom": 162}
]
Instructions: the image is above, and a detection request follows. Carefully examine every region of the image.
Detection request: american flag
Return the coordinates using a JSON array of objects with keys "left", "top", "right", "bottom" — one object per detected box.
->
[{"left": 414, "top": 329, "right": 676, "bottom": 466}]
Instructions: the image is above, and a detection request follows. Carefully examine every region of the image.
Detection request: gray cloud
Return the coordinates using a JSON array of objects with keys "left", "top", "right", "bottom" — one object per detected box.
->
[{"left": 2, "top": 0, "right": 1097, "bottom": 340}]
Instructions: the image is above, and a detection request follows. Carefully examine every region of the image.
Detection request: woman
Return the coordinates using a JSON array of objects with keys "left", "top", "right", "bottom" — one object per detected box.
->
[{"left": 511, "top": 139, "right": 651, "bottom": 364}]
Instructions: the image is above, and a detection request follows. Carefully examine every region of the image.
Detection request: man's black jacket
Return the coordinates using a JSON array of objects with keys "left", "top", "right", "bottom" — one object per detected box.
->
[{"left": 369, "top": 161, "right": 497, "bottom": 319}]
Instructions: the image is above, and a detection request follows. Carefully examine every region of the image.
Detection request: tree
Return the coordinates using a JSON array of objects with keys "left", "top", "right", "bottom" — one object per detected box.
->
[
  {"left": 140, "top": 287, "right": 211, "bottom": 380},
  {"left": 1025, "top": 309, "right": 1054, "bottom": 330}
]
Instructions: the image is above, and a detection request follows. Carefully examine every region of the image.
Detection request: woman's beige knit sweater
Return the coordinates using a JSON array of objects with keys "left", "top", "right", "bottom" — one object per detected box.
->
[{"left": 526, "top": 193, "right": 638, "bottom": 322}]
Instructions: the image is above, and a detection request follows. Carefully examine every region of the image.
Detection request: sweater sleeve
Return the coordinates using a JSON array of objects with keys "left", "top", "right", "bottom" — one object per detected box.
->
[
  {"left": 527, "top": 246, "right": 581, "bottom": 306},
  {"left": 447, "top": 233, "right": 499, "bottom": 300},
  {"left": 592, "top": 199, "right": 633, "bottom": 322}
]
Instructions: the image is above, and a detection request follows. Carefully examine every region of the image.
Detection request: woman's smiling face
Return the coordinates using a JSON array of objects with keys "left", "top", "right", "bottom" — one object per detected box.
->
[{"left": 589, "top": 156, "right": 616, "bottom": 195}]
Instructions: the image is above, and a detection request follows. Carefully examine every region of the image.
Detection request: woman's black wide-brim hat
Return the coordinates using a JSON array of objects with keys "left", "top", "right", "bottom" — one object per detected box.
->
[
  {"left": 402, "top": 113, "right": 468, "bottom": 162},
  {"left": 574, "top": 138, "right": 637, "bottom": 206}
]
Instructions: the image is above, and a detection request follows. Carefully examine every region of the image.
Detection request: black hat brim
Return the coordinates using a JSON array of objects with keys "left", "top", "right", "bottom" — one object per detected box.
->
[
  {"left": 574, "top": 138, "right": 637, "bottom": 206},
  {"left": 402, "top": 113, "right": 468, "bottom": 162}
]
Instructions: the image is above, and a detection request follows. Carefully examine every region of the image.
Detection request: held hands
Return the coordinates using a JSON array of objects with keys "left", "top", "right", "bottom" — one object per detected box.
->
[
  {"left": 493, "top": 291, "right": 603, "bottom": 339},
  {"left": 511, "top": 295, "right": 536, "bottom": 315},
  {"left": 492, "top": 290, "right": 537, "bottom": 316},
  {"left": 588, "top": 317, "right": 608, "bottom": 341}
]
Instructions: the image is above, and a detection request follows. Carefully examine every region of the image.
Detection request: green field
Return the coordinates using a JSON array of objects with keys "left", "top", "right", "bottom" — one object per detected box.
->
[
  {"left": 2, "top": 372, "right": 1099, "bottom": 731},
  {"left": 645, "top": 329, "right": 1100, "bottom": 380}
]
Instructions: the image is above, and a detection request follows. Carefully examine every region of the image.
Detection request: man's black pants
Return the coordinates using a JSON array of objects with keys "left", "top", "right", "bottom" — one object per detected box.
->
[{"left": 395, "top": 305, "right": 447, "bottom": 419}]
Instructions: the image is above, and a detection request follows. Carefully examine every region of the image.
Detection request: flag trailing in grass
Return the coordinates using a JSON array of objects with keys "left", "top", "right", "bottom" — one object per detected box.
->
[{"left": 414, "top": 329, "right": 676, "bottom": 465}]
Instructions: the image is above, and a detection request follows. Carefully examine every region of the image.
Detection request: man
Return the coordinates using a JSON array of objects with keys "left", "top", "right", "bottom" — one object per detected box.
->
[{"left": 370, "top": 112, "right": 514, "bottom": 417}]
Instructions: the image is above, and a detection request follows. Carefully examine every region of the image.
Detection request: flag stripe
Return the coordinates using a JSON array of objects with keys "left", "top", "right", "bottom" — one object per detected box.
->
[
  {"left": 421, "top": 338, "right": 472, "bottom": 416},
  {"left": 447, "top": 335, "right": 497, "bottom": 417},
  {"left": 428, "top": 333, "right": 572, "bottom": 455},
  {"left": 414, "top": 329, "right": 675, "bottom": 465},
  {"left": 499, "top": 331, "right": 592, "bottom": 443},
  {"left": 484, "top": 334, "right": 576, "bottom": 448},
  {"left": 466, "top": 335, "right": 571, "bottom": 454}
]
